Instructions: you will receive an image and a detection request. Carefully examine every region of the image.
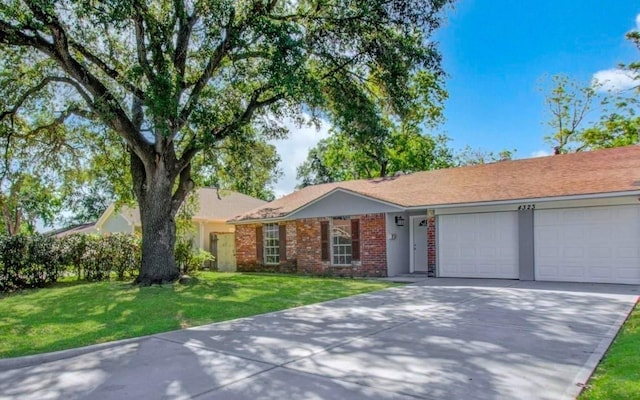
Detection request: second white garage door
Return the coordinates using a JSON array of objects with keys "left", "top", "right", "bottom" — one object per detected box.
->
[
  {"left": 535, "top": 205, "right": 640, "bottom": 284},
  {"left": 438, "top": 212, "right": 519, "bottom": 278}
]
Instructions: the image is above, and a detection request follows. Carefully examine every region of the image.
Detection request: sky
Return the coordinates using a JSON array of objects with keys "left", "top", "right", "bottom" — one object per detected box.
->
[{"left": 270, "top": 0, "right": 640, "bottom": 198}]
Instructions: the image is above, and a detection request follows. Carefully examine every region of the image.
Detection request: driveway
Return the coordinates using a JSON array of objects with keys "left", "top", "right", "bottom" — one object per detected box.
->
[{"left": 0, "top": 279, "right": 638, "bottom": 400}]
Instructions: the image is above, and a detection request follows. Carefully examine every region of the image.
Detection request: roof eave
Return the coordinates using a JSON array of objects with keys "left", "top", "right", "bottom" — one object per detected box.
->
[
  {"left": 228, "top": 216, "right": 289, "bottom": 225},
  {"left": 404, "top": 190, "right": 640, "bottom": 210}
]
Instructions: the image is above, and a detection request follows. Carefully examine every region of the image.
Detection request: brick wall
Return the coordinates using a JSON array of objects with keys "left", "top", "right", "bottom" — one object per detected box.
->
[
  {"left": 235, "top": 222, "right": 297, "bottom": 273},
  {"left": 285, "top": 221, "right": 297, "bottom": 261},
  {"left": 296, "top": 218, "right": 329, "bottom": 274},
  {"left": 427, "top": 215, "right": 436, "bottom": 277},
  {"left": 295, "top": 214, "right": 387, "bottom": 277},
  {"left": 235, "top": 224, "right": 257, "bottom": 268},
  {"left": 236, "top": 214, "right": 388, "bottom": 277},
  {"left": 359, "top": 213, "right": 387, "bottom": 277}
]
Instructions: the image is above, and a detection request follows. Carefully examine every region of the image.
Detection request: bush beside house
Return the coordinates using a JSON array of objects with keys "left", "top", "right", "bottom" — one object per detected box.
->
[{"left": 0, "top": 233, "right": 141, "bottom": 293}]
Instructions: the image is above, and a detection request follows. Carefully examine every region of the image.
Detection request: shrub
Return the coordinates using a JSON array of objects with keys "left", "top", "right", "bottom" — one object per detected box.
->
[
  {"left": 0, "top": 231, "right": 210, "bottom": 292},
  {"left": 81, "top": 235, "right": 113, "bottom": 282},
  {"left": 104, "top": 234, "right": 140, "bottom": 280},
  {"left": 0, "top": 234, "right": 62, "bottom": 292},
  {"left": 58, "top": 233, "right": 141, "bottom": 282},
  {"left": 57, "top": 233, "right": 91, "bottom": 280},
  {"left": 175, "top": 238, "right": 214, "bottom": 275}
]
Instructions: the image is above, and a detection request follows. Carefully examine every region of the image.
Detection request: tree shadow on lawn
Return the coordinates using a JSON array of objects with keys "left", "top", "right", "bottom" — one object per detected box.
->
[{"left": 0, "top": 274, "right": 384, "bottom": 359}]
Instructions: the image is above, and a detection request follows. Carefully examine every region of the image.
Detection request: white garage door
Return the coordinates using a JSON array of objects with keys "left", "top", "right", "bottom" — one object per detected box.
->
[
  {"left": 535, "top": 205, "right": 640, "bottom": 284},
  {"left": 438, "top": 212, "right": 519, "bottom": 278}
]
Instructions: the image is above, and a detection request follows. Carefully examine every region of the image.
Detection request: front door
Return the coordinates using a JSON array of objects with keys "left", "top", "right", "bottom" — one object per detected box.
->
[{"left": 411, "top": 217, "right": 428, "bottom": 273}]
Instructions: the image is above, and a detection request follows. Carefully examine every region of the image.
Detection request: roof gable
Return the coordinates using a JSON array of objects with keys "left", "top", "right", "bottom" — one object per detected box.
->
[{"left": 287, "top": 188, "right": 404, "bottom": 220}]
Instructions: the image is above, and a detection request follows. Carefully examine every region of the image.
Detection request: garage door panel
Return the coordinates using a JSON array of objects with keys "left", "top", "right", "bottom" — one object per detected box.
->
[
  {"left": 460, "top": 247, "right": 477, "bottom": 258},
  {"left": 619, "top": 267, "right": 640, "bottom": 279},
  {"left": 439, "top": 212, "right": 518, "bottom": 279},
  {"left": 618, "top": 247, "right": 639, "bottom": 259},
  {"left": 590, "top": 267, "right": 613, "bottom": 280},
  {"left": 588, "top": 247, "right": 612, "bottom": 259},
  {"left": 563, "top": 247, "right": 585, "bottom": 258},
  {"left": 535, "top": 211, "right": 556, "bottom": 225},
  {"left": 479, "top": 247, "right": 496, "bottom": 257},
  {"left": 537, "top": 245, "right": 559, "bottom": 258},
  {"left": 534, "top": 205, "right": 640, "bottom": 284}
]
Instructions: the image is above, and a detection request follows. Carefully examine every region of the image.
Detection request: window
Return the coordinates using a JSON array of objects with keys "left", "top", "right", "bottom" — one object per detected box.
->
[
  {"left": 332, "top": 218, "right": 352, "bottom": 265},
  {"left": 263, "top": 223, "right": 280, "bottom": 265}
]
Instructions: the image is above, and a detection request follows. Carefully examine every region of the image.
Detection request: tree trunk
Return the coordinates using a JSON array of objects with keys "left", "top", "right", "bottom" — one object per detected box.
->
[{"left": 131, "top": 153, "right": 181, "bottom": 285}]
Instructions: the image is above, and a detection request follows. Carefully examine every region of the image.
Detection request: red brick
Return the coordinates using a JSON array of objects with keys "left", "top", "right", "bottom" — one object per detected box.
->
[{"left": 236, "top": 214, "right": 388, "bottom": 277}]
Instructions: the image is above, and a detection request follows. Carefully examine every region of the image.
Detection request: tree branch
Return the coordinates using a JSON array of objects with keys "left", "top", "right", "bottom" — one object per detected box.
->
[
  {"left": 173, "top": 0, "right": 198, "bottom": 91},
  {"left": 131, "top": 1, "right": 166, "bottom": 78},
  {"left": 20, "top": 1, "right": 153, "bottom": 163},
  {"left": 68, "top": 39, "right": 145, "bottom": 100},
  {"left": 171, "top": 160, "right": 194, "bottom": 217},
  {"left": 0, "top": 20, "right": 56, "bottom": 55},
  {"left": 1, "top": 76, "right": 92, "bottom": 121},
  {"left": 175, "top": 88, "right": 285, "bottom": 174},
  {"left": 230, "top": 50, "right": 271, "bottom": 61},
  {"left": 29, "top": 105, "right": 88, "bottom": 135},
  {"left": 210, "top": 89, "right": 285, "bottom": 140},
  {"left": 177, "top": 8, "right": 237, "bottom": 132},
  {"left": 175, "top": 142, "right": 200, "bottom": 174},
  {"left": 131, "top": 1, "right": 155, "bottom": 83}
]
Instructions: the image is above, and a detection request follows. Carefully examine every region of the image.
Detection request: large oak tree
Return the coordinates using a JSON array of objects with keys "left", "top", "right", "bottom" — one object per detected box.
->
[{"left": 0, "top": 0, "right": 453, "bottom": 284}]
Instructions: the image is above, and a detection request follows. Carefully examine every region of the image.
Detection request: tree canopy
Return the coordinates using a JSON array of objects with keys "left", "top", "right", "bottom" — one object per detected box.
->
[
  {"left": 297, "top": 129, "right": 453, "bottom": 186},
  {"left": 542, "top": 74, "right": 639, "bottom": 154},
  {"left": 0, "top": 0, "right": 454, "bottom": 284},
  {"left": 541, "top": 26, "right": 640, "bottom": 154},
  {"left": 297, "top": 63, "right": 452, "bottom": 186}
]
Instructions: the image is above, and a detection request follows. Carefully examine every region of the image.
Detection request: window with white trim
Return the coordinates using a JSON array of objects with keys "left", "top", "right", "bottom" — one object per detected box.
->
[
  {"left": 263, "top": 223, "right": 280, "bottom": 265},
  {"left": 331, "top": 218, "right": 352, "bottom": 265}
]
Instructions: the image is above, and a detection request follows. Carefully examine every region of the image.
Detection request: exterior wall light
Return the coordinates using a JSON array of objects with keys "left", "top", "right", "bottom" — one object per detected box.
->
[{"left": 394, "top": 216, "right": 405, "bottom": 226}]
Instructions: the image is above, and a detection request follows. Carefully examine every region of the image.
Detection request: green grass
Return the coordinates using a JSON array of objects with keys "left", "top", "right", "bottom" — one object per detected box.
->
[
  {"left": 0, "top": 272, "right": 397, "bottom": 359},
  {"left": 579, "top": 302, "right": 640, "bottom": 400}
]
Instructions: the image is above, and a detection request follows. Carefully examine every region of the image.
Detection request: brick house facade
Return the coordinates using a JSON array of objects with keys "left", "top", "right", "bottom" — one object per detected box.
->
[
  {"left": 230, "top": 147, "right": 640, "bottom": 283},
  {"left": 427, "top": 215, "right": 436, "bottom": 277},
  {"left": 236, "top": 213, "right": 388, "bottom": 277}
]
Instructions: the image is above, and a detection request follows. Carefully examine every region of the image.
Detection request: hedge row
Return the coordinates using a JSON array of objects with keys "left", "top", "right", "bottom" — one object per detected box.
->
[{"left": 0, "top": 233, "right": 140, "bottom": 293}]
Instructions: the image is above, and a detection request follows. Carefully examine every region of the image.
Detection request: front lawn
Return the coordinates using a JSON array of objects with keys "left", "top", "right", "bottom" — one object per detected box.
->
[
  {"left": 579, "top": 302, "right": 640, "bottom": 399},
  {"left": 0, "top": 272, "right": 396, "bottom": 359}
]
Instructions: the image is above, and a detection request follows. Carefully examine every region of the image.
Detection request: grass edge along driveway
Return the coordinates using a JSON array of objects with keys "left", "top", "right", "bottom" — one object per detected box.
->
[
  {"left": 579, "top": 300, "right": 640, "bottom": 400},
  {"left": 0, "top": 272, "right": 397, "bottom": 359}
]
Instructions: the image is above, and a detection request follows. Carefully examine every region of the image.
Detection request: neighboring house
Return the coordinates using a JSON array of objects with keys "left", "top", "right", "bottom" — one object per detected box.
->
[
  {"left": 58, "top": 189, "right": 266, "bottom": 272},
  {"left": 49, "top": 222, "right": 97, "bottom": 237},
  {"left": 230, "top": 145, "right": 640, "bottom": 284}
]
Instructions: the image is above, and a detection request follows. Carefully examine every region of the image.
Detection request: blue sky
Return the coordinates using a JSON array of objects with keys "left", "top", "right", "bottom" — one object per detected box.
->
[
  {"left": 436, "top": 0, "right": 639, "bottom": 158},
  {"left": 272, "top": 1, "right": 640, "bottom": 197}
]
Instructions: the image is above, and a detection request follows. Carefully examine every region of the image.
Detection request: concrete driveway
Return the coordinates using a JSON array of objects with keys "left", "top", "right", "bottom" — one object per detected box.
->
[{"left": 0, "top": 279, "right": 638, "bottom": 400}]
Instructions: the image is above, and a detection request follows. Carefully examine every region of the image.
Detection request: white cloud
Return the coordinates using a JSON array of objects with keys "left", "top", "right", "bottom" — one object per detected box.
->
[
  {"left": 592, "top": 68, "right": 638, "bottom": 92},
  {"left": 636, "top": 13, "right": 640, "bottom": 30},
  {"left": 270, "top": 117, "right": 331, "bottom": 198},
  {"left": 530, "top": 149, "right": 551, "bottom": 158}
]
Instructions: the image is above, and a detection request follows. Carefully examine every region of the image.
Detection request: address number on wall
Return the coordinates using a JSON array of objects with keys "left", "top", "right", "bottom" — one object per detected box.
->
[{"left": 517, "top": 204, "right": 536, "bottom": 210}]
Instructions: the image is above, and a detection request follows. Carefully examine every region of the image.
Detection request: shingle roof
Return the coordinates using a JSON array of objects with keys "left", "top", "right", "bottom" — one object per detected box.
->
[
  {"left": 123, "top": 188, "right": 267, "bottom": 225},
  {"left": 231, "top": 145, "right": 640, "bottom": 222},
  {"left": 49, "top": 222, "right": 96, "bottom": 238}
]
